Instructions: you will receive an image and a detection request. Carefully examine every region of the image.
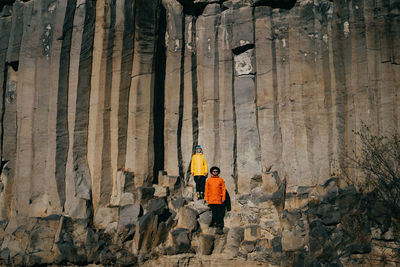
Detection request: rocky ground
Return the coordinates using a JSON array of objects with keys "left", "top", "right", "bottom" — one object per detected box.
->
[{"left": 0, "top": 172, "right": 398, "bottom": 266}]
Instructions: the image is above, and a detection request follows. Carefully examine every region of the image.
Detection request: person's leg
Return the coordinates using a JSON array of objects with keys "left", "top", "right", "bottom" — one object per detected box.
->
[
  {"left": 209, "top": 204, "right": 217, "bottom": 227},
  {"left": 194, "top": 176, "right": 200, "bottom": 192},
  {"left": 199, "top": 176, "right": 206, "bottom": 199},
  {"left": 194, "top": 176, "right": 202, "bottom": 199},
  {"left": 215, "top": 204, "right": 225, "bottom": 228}
]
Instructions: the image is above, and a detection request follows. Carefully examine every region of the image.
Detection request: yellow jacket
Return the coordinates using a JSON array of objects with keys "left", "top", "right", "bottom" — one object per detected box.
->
[{"left": 191, "top": 153, "right": 208, "bottom": 176}]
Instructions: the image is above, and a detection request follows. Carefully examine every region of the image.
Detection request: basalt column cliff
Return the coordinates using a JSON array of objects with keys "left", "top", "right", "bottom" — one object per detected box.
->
[{"left": 0, "top": 0, "right": 399, "bottom": 266}]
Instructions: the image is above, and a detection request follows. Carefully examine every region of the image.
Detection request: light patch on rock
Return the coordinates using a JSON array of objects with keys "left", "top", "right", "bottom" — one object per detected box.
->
[
  {"left": 327, "top": 6, "right": 333, "bottom": 19},
  {"left": 165, "top": 31, "right": 169, "bottom": 49},
  {"left": 323, "top": 34, "right": 328, "bottom": 43},
  {"left": 187, "top": 21, "right": 192, "bottom": 50},
  {"left": 48, "top": 2, "right": 57, "bottom": 12},
  {"left": 7, "top": 80, "right": 16, "bottom": 104},
  {"left": 0, "top": 163, "right": 9, "bottom": 220},
  {"left": 77, "top": 0, "right": 86, "bottom": 8},
  {"left": 42, "top": 24, "right": 53, "bottom": 57},
  {"left": 299, "top": 0, "right": 314, "bottom": 6},
  {"left": 174, "top": 39, "right": 180, "bottom": 52},
  {"left": 234, "top": 49, "right": 254, "bottom": 76},
  {"left": 282, "top": 38, "right": 286, "bottom": 48},
  {"left": 344, "top": 21, "right": 350, "bottom": 38},
  {"left": 94, "top": 207, "right": 118, "bottom": 229},
  {"left": 240, "top": 40, "right": 250, "bottom": 46}
]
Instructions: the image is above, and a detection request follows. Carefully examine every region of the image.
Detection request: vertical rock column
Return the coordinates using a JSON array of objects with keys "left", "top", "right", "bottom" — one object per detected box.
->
[
  {"left": 14, "top": 0, "right": 66, "bottom": 217},
  {"left": 330, "top": 1, "right": 347, "bottom": 177},
  {"left": 64, "top": 0, "right": 95, "bottom": 219},
  {"left": 318, "top": 1, "right": 339, "bottom": 177},
  {"left": 273, "top": 9, "right": 300, "bottom": 190},
  {"left": 45, "top": 0, "right": 74, "bottom": 215},
  {"left": 232, "top": 6, "right": 262, "bottom": 194},
  {"left": 254, "top": 6, "right": 283, "bottom": 192},
  {"left": 54, "top": 0, "right": 76, "bottom": 213},
  {"left": 217, "top": 7, "right": 235, "bottom": 195},
  {"left": 0, "top": 66, "right": 17, "bottom": 221},
  {"left": 375, "top": 1, "right": 399, "bottom": 135},
  {"left": 196, "top": 4, "right": 221, "bottom": 166},
  {"left": 283, "top": 6, "right": 311, "bottom": 189},
  {"left": 125, "top": 0, "right": 158, "bottom": 186},
  {"left": 0, "top": 8, "right": 12, "bottom": 220},
  {"left": 363, "top": 0, "right": 381, "bottom": 132},
  {"left": 302, "top": 3, "right": 331, "bottom": 184},
  {"left": 109, "top": 0, "right": 135, "bottom": 206},
  {"left": 163, "top": 0, "right": 183, "bottom": 178},
  {"left": 88, "top": 0, "right": 117, "bottom": 225},
  {"left": 290, "top": 2, "right": 331, "bottom": 185},
  {"left": 181, "top": 15, "right": 195, "bottom": 183}
]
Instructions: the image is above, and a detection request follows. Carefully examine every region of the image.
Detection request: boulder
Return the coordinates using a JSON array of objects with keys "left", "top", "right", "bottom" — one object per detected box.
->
[
  {"left": 119, "top": 204, "right": 142, "bottom": 227},
  {"left": 171, "top": 228, "right": 191, "bottom": 254},
  {"left": 198, "top": 234, "right": 215, "bottom": 255},
  {"left": 224, "top": 227, "right": 244, "bottom": 256},
  {"left": 177, "top": 206, "right": 198, "bottom": 232}
]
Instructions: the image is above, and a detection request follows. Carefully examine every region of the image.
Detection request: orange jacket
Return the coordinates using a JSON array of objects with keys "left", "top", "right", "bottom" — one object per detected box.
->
[{"left": 205, "top": 176, "right": 226, "bottom": 204}]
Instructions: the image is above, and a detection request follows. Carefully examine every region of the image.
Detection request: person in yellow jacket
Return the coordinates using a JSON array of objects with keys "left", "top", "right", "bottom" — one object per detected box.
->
[
  {"left": 205, "top": 166, "right": 226, "bottom": 233},
  {"left": 190, "top": 145, "right": 208, "bottom": 199}
]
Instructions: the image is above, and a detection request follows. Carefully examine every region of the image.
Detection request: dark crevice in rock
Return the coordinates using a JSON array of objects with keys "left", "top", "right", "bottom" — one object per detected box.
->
[
  {"left": 0, "top": 0, "right": 14, "bottom": 13},
  {"left": 232, "top": 43, "right": 255, "bottom": 55},
  {"left": 6, "top": 2, "right": 23, "bottom": 64},
  {"left": 251, "top": 5, "right": 262, "bottom": 152},
  {"left": 101, "top": 1, "right": 116, "bottom": 203},
  {"left": 0, "top": 160, "right": 8, "bottom": 178},
  {"left": 158, "top": 208, "right": 172, "bottom": 224},
  {"left": 7, "top": 61, "right": 18, "bottom": 72},
  {"left": 153, "top": 3, "right": 166, "bottom": 184},
  {"left": 118, "top": 0, "right": 136, "bottom": 172},
  {"left": 253, "top": 0, "right": 297, "bottom": 10},
  {"left": 177, "top": 12, "right": 186, "bottom": 183},
  {"left": 55, "top": 0, "right": 76, "bottom": 207},
  {"left": 0, "top": 64, "right": 7, "bottom": 165},
  {"left": 178, "top": 0, "right": 208, "bottom": 16},
  {"left": 232, "top": 54, "right": 238, "bottom": 194},
  {"left": 191, "top": 16, "right": 199, "bottom": 180}
]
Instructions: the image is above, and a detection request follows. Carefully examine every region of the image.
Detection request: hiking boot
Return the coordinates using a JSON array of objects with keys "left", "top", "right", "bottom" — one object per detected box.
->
[{"left": 216, "top": 226, "right": 223, "bottom": 234}]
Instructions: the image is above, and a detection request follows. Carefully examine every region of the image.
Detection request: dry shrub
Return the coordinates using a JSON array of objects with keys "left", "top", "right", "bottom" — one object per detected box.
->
[{"left": 346, "top": 124, "right": 400, "bottom": 215}]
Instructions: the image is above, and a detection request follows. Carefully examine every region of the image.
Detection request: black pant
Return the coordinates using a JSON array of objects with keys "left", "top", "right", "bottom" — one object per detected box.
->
[
  {"left": 194, "top": 175, "right": 206, "bottom": 193},
  {"left": 209, "top": 204, "right": 225, "bottom": 227}
]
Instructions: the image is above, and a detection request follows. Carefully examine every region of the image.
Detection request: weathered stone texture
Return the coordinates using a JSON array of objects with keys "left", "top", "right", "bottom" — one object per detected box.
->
[{"left": 0, "top": 0, "right": 399, "bottom": 266}]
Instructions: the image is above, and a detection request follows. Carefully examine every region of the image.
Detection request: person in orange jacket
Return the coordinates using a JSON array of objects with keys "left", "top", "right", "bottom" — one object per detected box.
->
[
  {"left": 205, "top": 166, "right": 226, "bottom": 232},
  {"left": 191, "top": 145, "right": 208, "bottom": 199}
]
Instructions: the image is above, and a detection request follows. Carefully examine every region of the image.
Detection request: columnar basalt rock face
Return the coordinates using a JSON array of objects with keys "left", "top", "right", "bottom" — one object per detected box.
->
[{"left": 0, "top": 0, "right": 399, "bottom": 266}]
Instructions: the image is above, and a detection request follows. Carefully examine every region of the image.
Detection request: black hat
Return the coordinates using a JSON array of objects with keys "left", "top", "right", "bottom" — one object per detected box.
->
[{"left": 210, "top": 166, "right": 220, "bottom": 174}]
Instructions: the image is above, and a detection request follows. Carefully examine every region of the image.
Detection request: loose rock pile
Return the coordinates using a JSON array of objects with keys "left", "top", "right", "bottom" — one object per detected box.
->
[{"left": 0, "top": 173, "right": 398, "bottom": 266}]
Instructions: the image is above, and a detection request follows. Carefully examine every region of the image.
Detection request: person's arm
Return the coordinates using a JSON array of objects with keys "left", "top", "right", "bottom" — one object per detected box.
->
[
  {"left": 190, "top": 155, "right": 194, "bottom": 175},
  {"left": 221, "top": 179, "right": 226, "bottom": 202},
  {"left": 204, "top": 157, "right": 208, "bottom": 176},
  {"left": 204, "top": 179, "right": 209, "bottom": 202}
]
